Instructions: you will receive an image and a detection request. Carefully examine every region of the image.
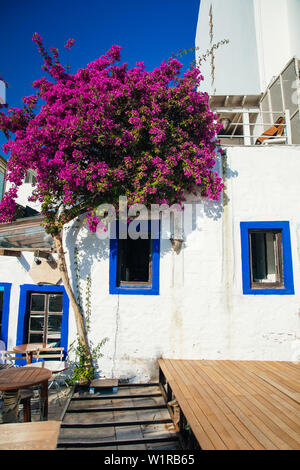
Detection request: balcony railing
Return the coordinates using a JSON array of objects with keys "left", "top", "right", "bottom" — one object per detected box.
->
[{"left": 215, "top": 109, "right": 292, "bottom": 146}]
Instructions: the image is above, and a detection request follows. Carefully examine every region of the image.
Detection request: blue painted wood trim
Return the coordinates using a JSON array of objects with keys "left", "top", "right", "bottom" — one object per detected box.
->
[
  {"left": 16, "top": 284, "right": 70, "bottom": 358},
  {"left": 0, "top": 282, "right": 12, "bottom": 347},
  {"left": 109, "top": 221, "right": 160, "bottom": 295},
  {"left": 240, "top": 221, "right": 295, "bottom": 295}
]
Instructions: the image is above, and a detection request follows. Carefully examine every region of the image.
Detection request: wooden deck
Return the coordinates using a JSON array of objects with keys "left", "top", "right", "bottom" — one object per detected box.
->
[
  {"left": 57, "top": 383, "right": 180, "bottom": 450},
  {"left": 158, "top": 359, "right": 300, "bottom": 450}
]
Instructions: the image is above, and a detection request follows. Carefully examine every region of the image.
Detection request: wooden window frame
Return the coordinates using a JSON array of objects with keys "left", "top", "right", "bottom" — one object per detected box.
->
[
  {"left": 249, "top": 230, "right": 284, "bottom": 290},
  {"left": 27, "top": 292, "right": 63, "bottom": 345}
]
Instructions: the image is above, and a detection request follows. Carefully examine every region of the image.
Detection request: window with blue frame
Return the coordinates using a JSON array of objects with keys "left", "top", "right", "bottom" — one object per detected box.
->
[
  {"left": 240, "top": 221, "right": 294, "bottom": 295},
  {"left": 0, "top": 283, "right": 11, "bottom": 347},
  {"left": 16, "top": 284, "right": 69, "bottom": 354},
  {"left": 109, "top": 221, "right": 160, "bottom": 295}
]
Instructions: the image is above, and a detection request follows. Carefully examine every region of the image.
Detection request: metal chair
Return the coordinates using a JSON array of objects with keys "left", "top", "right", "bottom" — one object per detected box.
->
[
  {"left": 0, "top": 350, "right": 34, "bottom": 422},
  {"left": 31, "top": 347, "right": 69, "bottom": 406}
]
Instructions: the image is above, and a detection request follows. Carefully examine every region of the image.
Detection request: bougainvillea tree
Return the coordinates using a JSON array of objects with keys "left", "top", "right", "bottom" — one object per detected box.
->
[{"left": 0, "top": 34, "right": 223, "bottom": 349}]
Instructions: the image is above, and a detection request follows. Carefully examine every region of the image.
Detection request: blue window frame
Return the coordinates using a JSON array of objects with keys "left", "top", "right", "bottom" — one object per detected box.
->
[
  {"left": 109, "top": 221, "right": 160, "bottom": 295},
  {"left": 16, "top": 284, "right": 69, "bottom": 354},
  {"left": 0, "top": 282, "right": 12, "bottom": 347},
  {"left": 240, "top": 221, "right": 294, "bottom": 295}
]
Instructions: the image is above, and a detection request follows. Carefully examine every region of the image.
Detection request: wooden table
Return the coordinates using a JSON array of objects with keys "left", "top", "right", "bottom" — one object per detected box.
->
[
  {"left": 0, "top": 367, "right": 52, "bottom": 422},
  {"left": 13, "top": 343, "right": 47, "bottom": 364},
  {"left": 0, "top": 421, "right": 61, "bottom": 450}
]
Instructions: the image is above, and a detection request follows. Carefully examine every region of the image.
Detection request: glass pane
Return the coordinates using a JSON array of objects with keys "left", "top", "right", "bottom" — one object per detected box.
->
[
  {"left": 29, "top": 315, "right": 44, "bottom": 332},
  {"left": 250, "top": 232, "right": 278, "bottom": 283},
  {"left": 282, "top": 60, "right": 298, "bottom": 115},
  {"left": 48, "top": 294, "right": 63, "bottom": 313},
  {"left": 47, "top": 314, "right": 62, "bottom": 333},
  {"left": 30, "top": 294, "right": 45, "bottom": 312},
  {"left": 29, "top": 333, "right": 43, "bottom": 343},
  {"left": 269, "top": 78, "right": 283, "bottom": 122},
  {"left": 291, "top": 111, "right": 300, "bottom": 144},
  {"left": 47, "top": 337, "right": 60, "bottom": 346},
  {"left": 118, "top": 237, "right": 151, "bottom": 283},
  {"left": 265, "top": 233, "right": 276, "bottom": 282},
  {"left": 261, "top": 93, "right": 271, "bottom": 132}
]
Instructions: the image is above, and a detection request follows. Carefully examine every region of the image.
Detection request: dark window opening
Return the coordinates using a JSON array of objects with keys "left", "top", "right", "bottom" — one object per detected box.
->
[
  {"left": 27, "top": 292, "right": 63, "bottom": 345},
  {"left": 117, "top": 237, "right": 152, "bottom": 287},
  {"left": 249, "top": 230, "right": 283, "bottom": 288}
]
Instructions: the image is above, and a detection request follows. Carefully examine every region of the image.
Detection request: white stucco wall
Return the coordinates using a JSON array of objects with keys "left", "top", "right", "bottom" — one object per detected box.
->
[
  {"left": 2, "top": 145, "right": 300, "bottom": 382},
  {"left": 196, "top": 0, "right": 300, "bottom": 94},
  {"left": 196, "top": 0, "right": 260, "bottom": 95},
  {"left": 63, "top": 145, "right": 300, "bottom": 381}
]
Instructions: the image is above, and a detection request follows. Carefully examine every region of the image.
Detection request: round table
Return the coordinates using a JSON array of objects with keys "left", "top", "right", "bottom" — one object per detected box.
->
[
  {"left": 13, "top": 343, "right": 47, "bottom": 364},
  {"left": 0, "top": 367, "right": 52, "bottom": 422}
]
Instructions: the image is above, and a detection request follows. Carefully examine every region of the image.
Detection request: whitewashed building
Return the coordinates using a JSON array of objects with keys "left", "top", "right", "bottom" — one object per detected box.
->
[{"left": 0, "top": 1, "right": 299, "bottom": 382}]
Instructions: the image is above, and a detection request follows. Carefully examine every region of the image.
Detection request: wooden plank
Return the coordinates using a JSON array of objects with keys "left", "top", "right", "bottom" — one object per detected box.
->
[
  {"left": 184, "top": 360, "right": 259, "bottom": 450},
  {"left": 71, "top": 393, "right": 162, "bottom": 401},
  {"left": 166, "top": 360, "right": 228, "bottom": 449},
  {"left": 159, "top": 359, "right": 300, "bottom": 450},
  {"left": 212, "top": 361, "right": 300, "bottom": 449},
  {"left": 187, "top": 361, "right": 278, "bottom": 450},
  {"left": 66, "top": 404, "right": 167, "bottom": 413},
  {"left": 189, "top": 361, "right": 265, "bottom": 450},
  {"left": 229, "top": 361, "right": 300, "bottom": 428},
  {"left": 159, "top": 360, "right": 215, "bottom": 450},
  {"left": 241, "top": 361, "right": 300, "bottom": 404},
  {"left": 191, "top": 362, "right": 281, "bottom": 450},
  {"left": 159, "top": 359, "right": 218, "bottom": 450},
  {"left": 233, "top": 362, "right": 300, "bottom": 416},
  {"left": 249, "top": 361, "right": 300, "bottom": 392},
  {"left": 57, "top": 436, "right": 178, "bottom": 448},
  {"left": 61, "top": 418, "right": 173, "bottom": 428},
  {"left": 0, "top": 249, "right": 21, "bottom": 257},
  {"left": 207, "top": 362, "right": 296, "bottom": 449},
  {"left": 90, "top": 379, "right": 118, "bottom": 388},
  {"left": 118, "top": 382, "right": 160, "bottom": 387},
  {"left": 176, "top": 361, "right": 248, "bottom": 450},
  {"left": 0, "top": 421, "right": 61, "bottom": 450}
]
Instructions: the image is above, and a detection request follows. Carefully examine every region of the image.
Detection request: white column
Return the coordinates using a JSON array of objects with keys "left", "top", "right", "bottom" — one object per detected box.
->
[{"left": 243, "top": 111, "right": 251, "bottom": 145}]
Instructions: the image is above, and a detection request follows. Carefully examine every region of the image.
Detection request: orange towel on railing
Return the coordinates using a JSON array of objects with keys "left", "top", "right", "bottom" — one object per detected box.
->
[{"left": 255, "top": 116, "right": 285, "bottom": 145}]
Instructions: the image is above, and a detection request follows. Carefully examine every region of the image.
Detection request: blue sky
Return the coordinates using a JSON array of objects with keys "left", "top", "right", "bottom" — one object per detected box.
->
[{"left": 1, "top": 0, "right": 200, "bottom": 157}]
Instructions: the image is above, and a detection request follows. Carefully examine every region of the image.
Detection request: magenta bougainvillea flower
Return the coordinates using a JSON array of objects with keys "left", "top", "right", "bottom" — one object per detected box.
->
[
  {"left": 0, "top": 34, "right": 224, "bottom": 233},
  {"left": 64, "top": 38, "right": 75, "bottom": 50}
]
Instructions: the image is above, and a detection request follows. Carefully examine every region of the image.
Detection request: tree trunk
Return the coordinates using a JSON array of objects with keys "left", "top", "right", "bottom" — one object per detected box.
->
[{"left": 53, "top": 232, "right": 90, "bottom": 351}]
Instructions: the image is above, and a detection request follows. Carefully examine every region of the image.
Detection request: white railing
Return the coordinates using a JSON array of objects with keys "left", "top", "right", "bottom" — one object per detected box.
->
[{"left": 215, "top": 109, "right": 292, "bottom": 146}]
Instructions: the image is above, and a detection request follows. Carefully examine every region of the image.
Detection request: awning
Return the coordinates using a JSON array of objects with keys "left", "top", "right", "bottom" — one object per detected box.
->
[{"left": 0, "top": 216, "right": 54, "bottom": 252}]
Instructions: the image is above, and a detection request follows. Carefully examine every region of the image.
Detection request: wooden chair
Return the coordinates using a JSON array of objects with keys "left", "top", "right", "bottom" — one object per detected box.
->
[
  {"left": 255, "top": 116, "right": 285, "bottom": 145},
  {"left": 32, "top": 347, "right": 65, "bottom": 362},
  {"left": 0, "top": 350, "right": 29, "bottom": 368}
]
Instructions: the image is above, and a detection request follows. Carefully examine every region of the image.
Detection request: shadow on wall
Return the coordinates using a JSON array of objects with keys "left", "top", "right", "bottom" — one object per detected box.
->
[
  {"left": 63, "top": 151, "right": 239, "bottom": 272},
  {"left": 64, "top": 214, "right": 110, "bottom": 297},
  {"left": 221, "top": 150, "right": 239, "bottom": 208}
]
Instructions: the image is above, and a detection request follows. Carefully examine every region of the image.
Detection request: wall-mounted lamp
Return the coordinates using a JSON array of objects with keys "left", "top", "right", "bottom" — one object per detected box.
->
[{"left": 170, "top": 237, "right": 184, "bottom": 254}]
